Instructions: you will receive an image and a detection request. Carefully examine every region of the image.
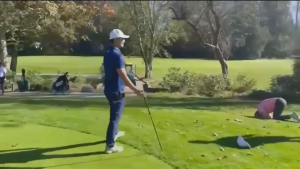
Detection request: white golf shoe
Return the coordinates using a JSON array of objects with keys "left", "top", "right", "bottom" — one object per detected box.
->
[
  {"left": 291, "top": 112, "right": 300, "bottom": 122},
  {"left": 104, "top": 131, "right": 125, "bottom": 154},
  {"left": 115, "top": 131, "right": 125, "bottom": 141},
  {"left": 105, "top": 145, "right": 124, "bottom": 154}
]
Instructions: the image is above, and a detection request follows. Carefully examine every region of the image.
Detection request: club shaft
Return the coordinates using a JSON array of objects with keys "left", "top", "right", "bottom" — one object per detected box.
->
[{"left": 144, "top": 97, "right": 163, "bottom": 151}]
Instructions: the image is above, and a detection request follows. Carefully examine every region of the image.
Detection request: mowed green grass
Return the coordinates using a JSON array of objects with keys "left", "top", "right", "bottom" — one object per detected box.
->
[
  {"left": 11, "top": 56, "right": 293, "bottom": 89},
  {"left": 1, "top": 94, "right": 300, "bottom": 169}
]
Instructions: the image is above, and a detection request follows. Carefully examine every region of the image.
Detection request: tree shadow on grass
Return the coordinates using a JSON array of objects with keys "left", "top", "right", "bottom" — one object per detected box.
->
[
  {"left": 0, "top": 96, "right": 259, "bottom": 111},
  {"left": 0, "top": 154, "right": 144, "bottom": 169},
  {"left": 188, "top": 135, "right": 300, "bottom": 149},
  {"left": 0, "top": 140, "right": 106, "bottom": 164},
  {"left": 0, "top": 122, "right": 23, "bottom": 128}
]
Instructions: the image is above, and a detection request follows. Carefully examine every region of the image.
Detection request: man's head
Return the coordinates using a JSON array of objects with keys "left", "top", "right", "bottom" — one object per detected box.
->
[{"left": 109, "top": 29, "right": 129, "bottom": 48}]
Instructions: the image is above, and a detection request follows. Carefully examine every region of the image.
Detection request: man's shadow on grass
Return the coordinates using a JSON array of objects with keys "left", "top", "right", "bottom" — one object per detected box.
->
[
  {"left": 0, "top": 140, "right": 106, "bottom": 164},
  {"left": 189, "top": 135, "right": 300, "bottom": 149}
]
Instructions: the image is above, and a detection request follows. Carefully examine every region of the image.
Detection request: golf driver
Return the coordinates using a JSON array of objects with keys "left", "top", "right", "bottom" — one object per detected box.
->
[{"left": 143, "top": 95, "right": 163, "bottom": 151}]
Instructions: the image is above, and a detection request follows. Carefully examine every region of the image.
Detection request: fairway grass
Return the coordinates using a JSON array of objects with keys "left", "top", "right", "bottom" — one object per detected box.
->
[
  {"left": 0, "top": 94, "right": 300, "bottom": 169},
  {"left": 12, "top": 56, "right": 293, "bottom": 89}
]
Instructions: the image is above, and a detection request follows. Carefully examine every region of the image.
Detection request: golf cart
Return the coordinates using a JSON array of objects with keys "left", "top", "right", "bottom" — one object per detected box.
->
[
  {"left": 125, "top": 63, "right": 136, "bottom": 86},
  {"left": 99, "top": 63, "right": 136, "bottom": 85}
]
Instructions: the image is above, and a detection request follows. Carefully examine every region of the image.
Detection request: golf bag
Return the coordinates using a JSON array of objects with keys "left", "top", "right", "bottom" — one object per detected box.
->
[{"left": 52, "top": 74, "right": 69, "bottom": 93}]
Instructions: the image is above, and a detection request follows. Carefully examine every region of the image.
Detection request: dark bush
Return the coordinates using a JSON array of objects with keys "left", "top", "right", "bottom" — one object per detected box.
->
[
  {"left": 248, "top": 90, "right": 300, "bottom": 104},
  {"left": 293, "top": 60, "right": 300, "bottom": 76},
  {"left": 269, "top": 75, "right": 300, "bottom": 93}
]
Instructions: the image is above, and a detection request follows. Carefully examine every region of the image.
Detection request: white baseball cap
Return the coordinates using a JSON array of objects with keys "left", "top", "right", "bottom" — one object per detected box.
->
[{"left": 109, "top": 29, "right": 130, "bottom": 40}]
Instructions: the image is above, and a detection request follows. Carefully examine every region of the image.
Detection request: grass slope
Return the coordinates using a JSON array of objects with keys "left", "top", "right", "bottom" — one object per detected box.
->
[
  {"left": 0, "top": 94, "right": 300, "bottom": 169},
  {"left": 12, "top": 56, "right": 293, "bottom": 89}
]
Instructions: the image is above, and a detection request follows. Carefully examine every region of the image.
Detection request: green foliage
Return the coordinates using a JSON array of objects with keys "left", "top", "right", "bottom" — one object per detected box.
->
[
  {"left": 269, "top": 59, "right": 300, "bottom": 93},
  {"left": 5, "top": 69, "right": 16, "bottom": 82},
  {"left": 293, "top": 60, "right": 300, "bottom": 76},
  {"left": 269, "top": 75, "right": 297, "bottom": 93},
  {"left": 160, "top": 67, "right": 256, "bottom": 97},
  {"left": 24, "top": 69, "right": 50, "bottom": 91},
  {"left": 69, "top": 74, "right": 86, "bottom": 89},
  {"left": 26, "top": 70, "right": 44, "bottom": 85},
  {"left": 231, "top": 73, "right": 257, "bottom": 93}
]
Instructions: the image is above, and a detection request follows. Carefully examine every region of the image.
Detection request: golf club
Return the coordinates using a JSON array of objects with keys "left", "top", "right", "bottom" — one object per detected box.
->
[{"left": 143, "top": 95, "right": 163, "bottom": 151}]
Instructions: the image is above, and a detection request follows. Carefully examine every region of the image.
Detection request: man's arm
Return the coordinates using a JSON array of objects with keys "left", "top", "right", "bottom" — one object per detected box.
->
[
  {"left": 262, "top": 112, "right": 273, "bottom": 119},
  {"left": 3, "top": 67, "right": 6, "bottom": 78},
  {"left": 115, "top": 55, "right": 138, "bottom": 92},
  {"left": 117, "top": 68, "right": 138, "bottom": 92}
]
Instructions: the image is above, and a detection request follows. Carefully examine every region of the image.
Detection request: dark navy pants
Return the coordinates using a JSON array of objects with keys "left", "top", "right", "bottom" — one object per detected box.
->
[
  {"left": 105, "top": 92, "right": 125, "bottom": 148},
  {"left": 273, "top": 98, "right": 290, "bottom": 120}
]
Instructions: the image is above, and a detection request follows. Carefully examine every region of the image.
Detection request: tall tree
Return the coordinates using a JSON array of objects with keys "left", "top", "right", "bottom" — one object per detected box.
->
[
  {"left": 119, "top": 1, "right": 173, "bottom": 78},
  {"left": 0, "top": 1, "right": 111, "bottom": 71},
  {"left": 260, "top": 1, "right": 294, "bottom": 58},
  {"left": 296, "top": 1, "right": 299, "bottom": 30},
  {"left": 169, "top": 1, "right": 230, "bottom": 75}
]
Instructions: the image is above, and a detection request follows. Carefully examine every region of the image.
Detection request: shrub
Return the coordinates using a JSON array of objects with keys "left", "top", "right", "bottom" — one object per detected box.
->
[
  {"left": 231, "top": 73, "right": 257, "bottom": 93},
  {"left": 26, "top": 70, "right": 44, "bottom": 85},
  {"left": 69, "top": 74, "right": 86, "bottom": 89},
  {"left": 20, "top": 69, "right": 52, "bottom": 91},
  {"left": 197, "top": 74, "right": 231, "bottom": 97},
  {"left": 269, "top": 75, "right": 300, "bottom": 93},
  {"left": 6, "top": 69, "right": 16, "bottom": 78},
  {"left": 159, "top": 67, "right": 188, "bottom": 92},
  {"left": 247, "top": 89, "right": 300, "bottom": 104},
  {"left": 293, "top": 60, "right": 300, "bottom": 76},
  {"left": 160, "top": 67, "right": 256, "bottom": 97}
]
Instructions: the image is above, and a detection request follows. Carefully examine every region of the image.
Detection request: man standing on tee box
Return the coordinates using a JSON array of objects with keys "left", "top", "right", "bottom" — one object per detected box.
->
[{"left": 104, "top": 29, "right": 144, "bottom": 154}]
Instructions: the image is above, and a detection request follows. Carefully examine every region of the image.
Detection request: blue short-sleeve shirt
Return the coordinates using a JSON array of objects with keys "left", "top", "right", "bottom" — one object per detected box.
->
[{"left": 104, "top": 46, "right": 125, "bottom": 94}]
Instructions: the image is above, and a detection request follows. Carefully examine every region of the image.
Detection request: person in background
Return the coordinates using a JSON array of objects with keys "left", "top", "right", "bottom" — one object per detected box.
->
[
  {"left": 254, "top": 97, "right": 300, "bottom": 122},
  {"left": 128, "top": 67, "right": 134, "bottom": 77},
  {"left": 127, "top": 67, "right": 136, "bottom": 86},
  {"left": 0, "top": 62, "right": 6, "bottom": 95}
]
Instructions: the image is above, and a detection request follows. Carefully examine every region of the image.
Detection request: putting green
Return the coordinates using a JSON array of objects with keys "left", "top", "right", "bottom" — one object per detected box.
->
[{"left": 0, "top": 122, "right": 172, "bottom": 169}]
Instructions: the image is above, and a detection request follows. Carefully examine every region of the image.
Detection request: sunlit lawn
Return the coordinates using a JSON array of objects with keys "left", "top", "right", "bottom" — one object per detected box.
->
[
  {"left": 0, "top": 94, "right": 300, "bottom": 169},
  {"left": 11, "top": 56, "right": 293, "bottom": 89}
]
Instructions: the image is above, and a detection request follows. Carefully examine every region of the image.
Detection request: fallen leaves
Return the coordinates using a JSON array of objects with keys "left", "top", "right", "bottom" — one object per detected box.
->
[
  {"left": 217, "top": 156, "right": 227, "bottom": 160},
  {"left": 234, "top": 119, "right": 244, "bottom": 122}
]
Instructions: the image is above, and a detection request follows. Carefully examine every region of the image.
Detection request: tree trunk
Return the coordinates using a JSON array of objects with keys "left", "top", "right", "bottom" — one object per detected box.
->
[
  {"left": 296, "top": 1, "right": 299, "bottom": 30},
  {"left": 144, "top": 62, "right": 152, "bottom": 78},
  {"left": 0, "top": 27, "right": 8, "bottom": 67},
  {"left": 10, "top": 44, "right": 18, "bottom": 72},
  {"left": 213, "top": 46, "right": 228, "bottom": 75}
]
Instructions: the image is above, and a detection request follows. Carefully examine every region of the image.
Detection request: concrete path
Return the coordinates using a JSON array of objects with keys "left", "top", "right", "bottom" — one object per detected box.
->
[{"left": 16, "top": 73, "right": 99, "bottom": 76}]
